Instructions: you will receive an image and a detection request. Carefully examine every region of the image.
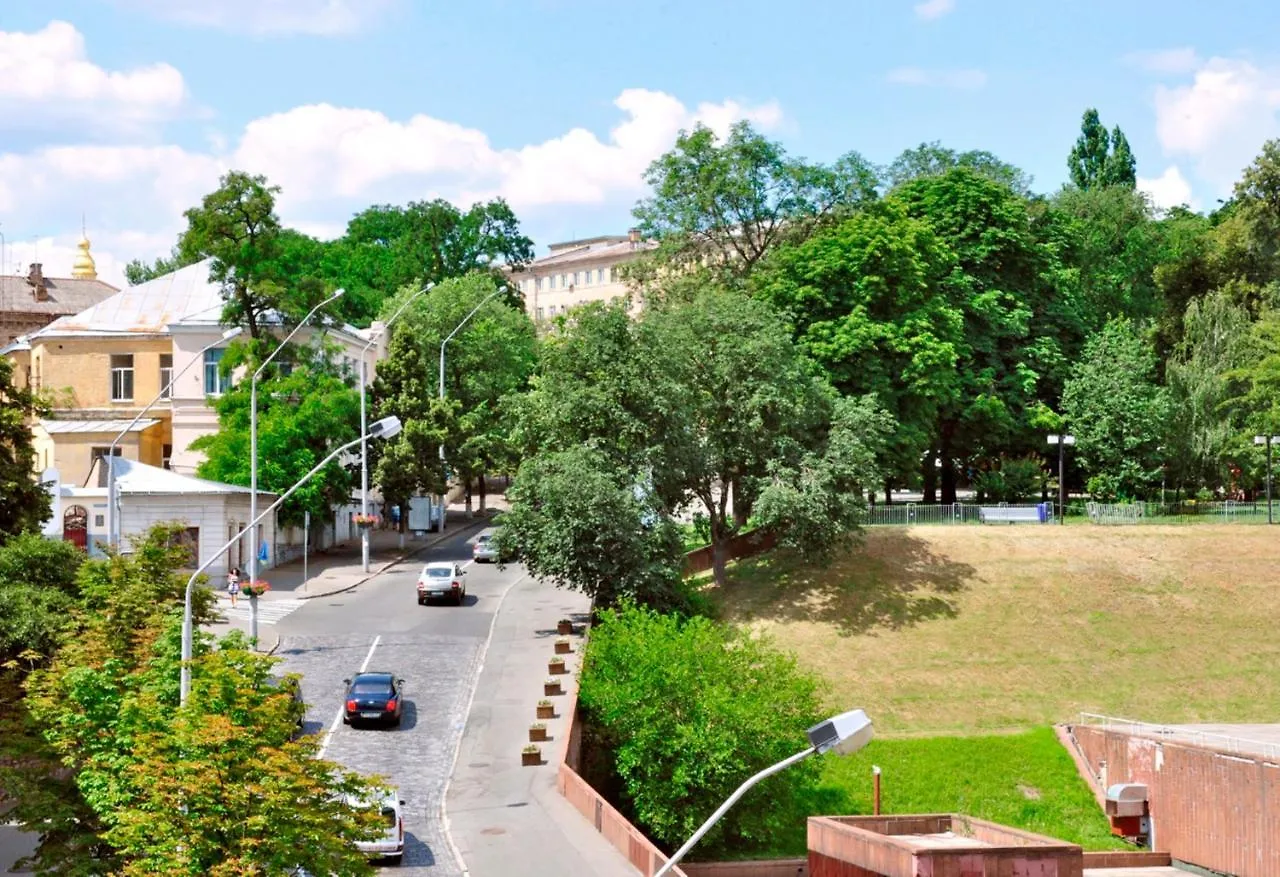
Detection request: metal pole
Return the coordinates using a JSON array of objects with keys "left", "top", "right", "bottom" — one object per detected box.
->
[
  {"left": 873, "top": 765, "right": 882, "bottom": 815},
  {"left": 1268, "top": 438, "right": 1274, "bottom": 526},
  {"left": 303, "top": 510, "right": 310, "bottom": 591},
  {"left": 360, "top": 358, "right": 369, "bottom": 569},
  {"left": 1058, "top": 439, "right": 1065, "bottom": 525},
  {"left": 653, "top": 747, "right": 816, "bottom": 877}
]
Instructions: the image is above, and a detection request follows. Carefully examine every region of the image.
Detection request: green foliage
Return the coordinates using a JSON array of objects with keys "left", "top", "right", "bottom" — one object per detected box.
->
[
  {"left": 885, "top": 141, "right": 1032, "bottom": 195},
  {"left": 0, "top": 585, "right": 73, "bottom": 669},
  {"left": 577, "top": 603, "right": 825, "bottom": 857},
  {"left": 972, "top": 455, "right": 1046, "bottom": 503},
  {"left": 0, "top": 356, "right": 51, "bottom": 544},
  {"left": 1068, "top": 109, "right": 1137, "bottom": 190},
  {"left": 1062, "top": 318, "right": 1170, "bottom": 499},
  {"left": 0, "top": 532, "right": 85, "bottom": 594}
]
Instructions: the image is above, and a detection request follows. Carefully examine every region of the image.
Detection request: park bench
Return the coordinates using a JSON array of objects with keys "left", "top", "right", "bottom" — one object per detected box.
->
[{"left": 978, "top": 505, "right": 1048, "bottom": 524}]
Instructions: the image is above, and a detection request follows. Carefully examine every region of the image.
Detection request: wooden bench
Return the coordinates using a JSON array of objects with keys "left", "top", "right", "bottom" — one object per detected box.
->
[{"left": 979, "top": 506, "right": 1046, "bottom": 524}]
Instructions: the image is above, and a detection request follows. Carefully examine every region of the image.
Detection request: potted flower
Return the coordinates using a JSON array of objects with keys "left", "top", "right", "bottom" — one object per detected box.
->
[
  {"left": 242, "top": 580, "right": 271, "bottom": 598},
  {"left": 522, "top": 744, "right": 542, "bottom": 766},
  {"left": 557, "top": 618, "right": 574, "bottom": 635},
  {"left": 536, "top": 699, "right": 555, "bottom": 720},
  {"left": 353, "top": 513, "right": 379, "bottom": 530},
  {"left": 544, "top": 677, "right": 562, "bottom": 696},
  {"left": 529, "top": 722, "right": 548, "bottom": 742},
  {"left": 548, "top": 655, "right": 567, "bottom": 675},
  {"left": 554, "top": 637, "right": 572, "bottom": 655}
]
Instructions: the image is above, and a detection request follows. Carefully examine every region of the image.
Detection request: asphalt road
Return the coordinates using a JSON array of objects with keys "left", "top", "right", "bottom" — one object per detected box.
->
[{"left": 273, "top": 523, "right": 523, "bottom": 876}]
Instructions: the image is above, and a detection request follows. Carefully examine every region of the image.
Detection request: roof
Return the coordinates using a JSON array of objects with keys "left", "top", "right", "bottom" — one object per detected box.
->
[
  {"left": 524, "top": 238, "right": 657, "bottom": 271},
  {"left": 33, "top": 259, "right": 223, "bottom": 337},
  {"left": 40, "top": 419, "right": 160, "bottom": 435},
  {"left": 107, "top": 456, "right": 274, "bottom": 497},
  {"left": 0, "top": 272, "right": 118, "bottom": 318}
]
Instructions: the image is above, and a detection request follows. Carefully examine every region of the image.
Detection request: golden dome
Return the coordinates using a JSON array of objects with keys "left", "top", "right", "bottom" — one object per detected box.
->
[{"left": 72, "top": 230, "right": 97, "bottom": 280}]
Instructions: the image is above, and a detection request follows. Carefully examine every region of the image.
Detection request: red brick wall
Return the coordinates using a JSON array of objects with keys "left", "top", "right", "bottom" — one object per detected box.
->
[
  {"left": 1073, "top": 725, "right": 1280, "bottom": 877},
  {"left": 683, "top": 529, "right": 778, "bottom": 575}
]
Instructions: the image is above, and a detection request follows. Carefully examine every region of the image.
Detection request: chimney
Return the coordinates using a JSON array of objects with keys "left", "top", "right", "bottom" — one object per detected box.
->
[
  {"left": 628, "top": 228, "right": 642, "bottom": 249},
  {"left": 27, "top": 263, "right": 47, "bottom": 301}
]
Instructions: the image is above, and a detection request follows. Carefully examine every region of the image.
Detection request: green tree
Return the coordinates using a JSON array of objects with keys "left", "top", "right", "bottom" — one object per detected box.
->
[
  {"left": 632, "top": 121, "right": 878, "bottom": 288},
  {"left": 885, "top": 141, "right": 1032, "bottom": 194},
  {"left": 0, "top": 532, "right": 85, "bottom": 594},
  {"left": 1061, "top": 318, "right": 1170, "bottom": 499},
  {"left": 1068, "top": 109, "right": 1137, "bottom": 190},
  {"left": 577, "top": 602, "right": 826, "bottom": 857},
  {"left": 124, "top": 246, "right": 195, "bottom": 286},
  {"left": 0, "top": 356, "right": 51, "bottom": 543}
]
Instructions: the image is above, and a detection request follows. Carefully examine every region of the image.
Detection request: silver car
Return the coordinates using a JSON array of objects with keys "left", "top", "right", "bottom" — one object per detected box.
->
[
  {"left": 472, "top": 531, "right": 499, "bottom": 562},
  {"left": 349, "top": 788, "right": 404, "bottom": 864}
]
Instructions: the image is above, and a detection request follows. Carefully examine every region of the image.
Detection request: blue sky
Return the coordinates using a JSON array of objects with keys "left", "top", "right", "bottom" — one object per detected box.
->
[{"left": 2, "top": 0, "right": 1278, "bottom": 288}]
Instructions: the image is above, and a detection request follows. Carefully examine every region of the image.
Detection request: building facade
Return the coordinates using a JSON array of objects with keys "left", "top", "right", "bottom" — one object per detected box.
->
[
  {"left": 511, "top": 229, "right": 655, "bottom": 322},
  {"left": 0, "top": 236, "right": 118, "bottom": 346}
]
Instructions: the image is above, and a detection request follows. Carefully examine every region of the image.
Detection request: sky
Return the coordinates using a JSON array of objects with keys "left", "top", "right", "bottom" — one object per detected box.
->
[{"left": 2, "top": 0, "right": 1280, "bottom": 290}]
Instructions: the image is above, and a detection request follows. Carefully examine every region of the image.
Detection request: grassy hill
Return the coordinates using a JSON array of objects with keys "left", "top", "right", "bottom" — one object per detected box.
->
[{"left": 713, "top": 524, "right": 1280, "bottom": 736}]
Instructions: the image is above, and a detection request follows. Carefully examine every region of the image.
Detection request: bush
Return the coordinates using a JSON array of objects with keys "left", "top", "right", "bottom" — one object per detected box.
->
[
  {"left": 0, "top": 533, "right": 84, "bottom": 594},
  {"left": 577, "top": 602, "right": 824, "bottom": 857},
  {"left": 0, "top": 584, "right": 73, "bottom": 665},
  {"left": 972, "top": 455, "right": 1045, "bottom": 503}
]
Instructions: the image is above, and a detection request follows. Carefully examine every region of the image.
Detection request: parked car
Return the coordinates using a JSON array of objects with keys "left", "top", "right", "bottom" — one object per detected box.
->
[
  {"left": 416, "top": 561, "right": 467, "bottom": 605},
  {"left": 342, "top": 672, "right": 404, "bottom": 727},
  {"left": 266, "top": 673, "right": 306, "bottom": 738},
  {"left": 349, "top": 788, "right": 405, "bottom": 864}
]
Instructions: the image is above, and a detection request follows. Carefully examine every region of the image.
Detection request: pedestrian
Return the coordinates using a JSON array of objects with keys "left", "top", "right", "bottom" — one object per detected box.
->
[{"left": 227, "top": 566, "right": 241, "bottom": 607}]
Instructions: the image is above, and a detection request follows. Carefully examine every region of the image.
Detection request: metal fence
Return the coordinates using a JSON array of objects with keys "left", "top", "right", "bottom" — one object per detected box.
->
[
  {"left": 1077, "top": 712, "right": 1280, "bottom": 761},
  {"left": 865, "top": 500, "right": 1278, "bottom": 527}
]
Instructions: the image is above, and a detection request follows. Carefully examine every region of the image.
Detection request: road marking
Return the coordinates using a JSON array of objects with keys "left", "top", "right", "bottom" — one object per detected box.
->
[
  {"left": 440, "top": 570, "right": 528, "bottom": 877},
  {"left": 317, "top": 634, "right": 381, "bottom": 759},
  {"left": 220, "top": 598, "right": 307, "bottom": 625}
]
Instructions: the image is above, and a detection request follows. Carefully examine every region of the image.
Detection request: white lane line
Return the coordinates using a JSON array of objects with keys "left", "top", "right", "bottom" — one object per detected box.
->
[
  {"left": 317, "top": 634, "right": 381, "bottom": 759},
  {"left": 440, "top": 570, "right": 528, "bottom": 877}
]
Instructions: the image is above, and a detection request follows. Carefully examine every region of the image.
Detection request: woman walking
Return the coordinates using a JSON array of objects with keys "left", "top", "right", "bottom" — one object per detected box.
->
[{"left": 227, "top": 566, "right": 241, "bottom": 607}]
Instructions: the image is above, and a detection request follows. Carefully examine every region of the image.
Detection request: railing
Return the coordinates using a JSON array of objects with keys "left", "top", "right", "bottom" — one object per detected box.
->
[
  {"left": 866, "top": 503, "right": 1049, "bottom": 527},
  {"left": 865, "top": 500, "right": 1277, "bottom": 527},
  {"left": 1077, "top": 712, "right": 1280, "bottom": 760}
]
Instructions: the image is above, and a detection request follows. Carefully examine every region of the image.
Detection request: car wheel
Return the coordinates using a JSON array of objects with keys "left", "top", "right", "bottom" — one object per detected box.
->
[
  {"left": 417, "top": 596, "right": 425, "bottom": 605},
  {"left": 342, "top": 714, "right": 350, "bottom": 725},
  {"left": 392, "top": 714, "right": 401, "bottom": 728},
  {"left": 386, "top": 854, "right": 402, "bottom": 866}
]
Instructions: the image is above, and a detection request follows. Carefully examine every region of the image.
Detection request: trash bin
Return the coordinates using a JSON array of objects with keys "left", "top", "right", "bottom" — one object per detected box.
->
[{"left": 1037, "top": 503, "right": 1048, "bottom": 523}]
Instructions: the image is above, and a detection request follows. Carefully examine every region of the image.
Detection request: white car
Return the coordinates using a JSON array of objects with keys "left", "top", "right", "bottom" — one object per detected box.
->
[
  {"left": 348, "top": 788, "right": 404, "bottom": 864},
  {"left": 472, "top": 531, "right": 499, "bottom": 562},
  {"left": 416, "top": 561, "right": 467, "bottom": 605}
]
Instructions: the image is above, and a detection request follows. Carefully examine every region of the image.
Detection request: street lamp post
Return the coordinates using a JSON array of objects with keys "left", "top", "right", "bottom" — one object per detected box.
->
[
  {"left": 107, "top": 327, "right": 244, "bottom": 550},
  {"left": 248, "top": 289, "right": 344, "bottom": 645},
  {"left": 438, "top": 289, "right": 504, "bottom": 521},
  {"left": 357, "top": 284, "right": 433, "bottom": 572},
  {"left": 180, "top": 415, "right": 402, "bottom": 704},
  {"left": 652, "top": 709, "right": 874, "bottom": 877},
  {"left": 1253, "top": 435, "right": 1280, "bottom": 524},
  {"left": 1047, "top": 434, "right": 1075, "bottom": 525}
]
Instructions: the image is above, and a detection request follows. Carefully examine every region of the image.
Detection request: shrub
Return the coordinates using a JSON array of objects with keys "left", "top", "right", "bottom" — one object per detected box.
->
[
  {"left": 0, "top": 533, "right": 85, "bottom": 595},
  {"left": 577, "top": 602, "right": 824, "bottom": 857}
]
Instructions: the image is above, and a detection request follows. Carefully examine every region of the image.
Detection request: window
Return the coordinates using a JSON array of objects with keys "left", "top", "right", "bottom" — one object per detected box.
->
[
  {"left": 550, "top": 275, "right": 557, "bottom": 290},
  {"left": 162, "top": 443, "right": 173, "bottom": 470},
  {"left": 597, "top": 268, "right": 605, "bottom": 284},
  {"left": 167, "top": 526, "right": 199, "bottom": 567},
  {"left": 159, "top": 354, "right": 173, "bottom": 399},
  {"left": 560, "top": 274, "right": 567, "bottom": 288},
  {"left": 536, "top": 306, "right": 544, "bottom": 319},
  {"left": 573, "top": 271, "right": 581, "bottom": 286},
  {"left": 94, "top": 514, "right": 105, "bottom": 528},
  {"left": 91, "top": 446, "right": 122, "bottom": 487},
  {"left": 204, "top": 348, "right": 230, "bottom": 396},
  {"left": 110, "top": 354, "right": 134, "bottom": 402},
  {"left": 607, "top": 267, "right": 614, "bottom": 283}
]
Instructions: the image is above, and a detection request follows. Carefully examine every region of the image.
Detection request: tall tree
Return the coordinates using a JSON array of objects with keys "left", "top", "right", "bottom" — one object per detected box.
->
[
  {"left": 632, "top": 121, "right": 879, "bottom": 288},
  {"left": 885, "top": 141, "right": 1032, "bottom": 194},
  {"left": 0, "top": 356, "right": 50, "bottom": 544},
  {"left": 1068, "top": 109, "right": 1137, "bottom": 190}
]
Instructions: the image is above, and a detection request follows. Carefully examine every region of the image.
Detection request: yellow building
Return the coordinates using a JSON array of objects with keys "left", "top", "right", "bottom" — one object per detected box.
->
[{"left": 512, "top": 229, "right": 656, "bottom": 322}]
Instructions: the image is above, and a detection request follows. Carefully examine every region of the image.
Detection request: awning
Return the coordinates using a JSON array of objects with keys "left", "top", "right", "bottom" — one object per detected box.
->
[{"left": 39, "top": 419, "right": 161, "bottom": 435}]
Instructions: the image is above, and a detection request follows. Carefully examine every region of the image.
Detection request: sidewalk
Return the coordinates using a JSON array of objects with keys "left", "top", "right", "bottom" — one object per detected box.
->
[
  {"left": 444, "top": 575, "right": 638, "bottom": 877},
  {"left": 204, "top": 510, "right": 492, "bottom": 652}
]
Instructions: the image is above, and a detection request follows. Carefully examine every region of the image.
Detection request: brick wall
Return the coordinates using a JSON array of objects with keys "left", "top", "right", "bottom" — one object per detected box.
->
[
  {"left": 1072, "top": 724, "right": 1280, "bottom": 877},
  {"left": 684, "top": 528, "right": 778, "bottom": 575}
]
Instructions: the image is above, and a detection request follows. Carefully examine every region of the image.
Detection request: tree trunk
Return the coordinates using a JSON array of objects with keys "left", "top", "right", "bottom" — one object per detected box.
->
[
  {"left": 940, "top": 427, "right": 958, "bottom": 505},
  {"left": 711, "top": 537, "right": 728, "bottom": 589},
  {"left": 478, "top": 471, "right": 488, "bottom": 513},
  {"left": 731, "top": 479, "right": 752, "bottom": 529},
  {"left": 883, "top": 478, "right": 893, "bottom": 505},
  {"left": 923, "top": 451, "right": 938, "bottom": 504},
  {"left": 464, "top": 479, "right": 473, "bottom": 517}
]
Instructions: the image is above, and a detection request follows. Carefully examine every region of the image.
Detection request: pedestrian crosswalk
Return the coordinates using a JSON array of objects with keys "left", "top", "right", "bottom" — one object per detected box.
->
[{"left": 220, "top": 598, "right": 308, "bottom": 626}]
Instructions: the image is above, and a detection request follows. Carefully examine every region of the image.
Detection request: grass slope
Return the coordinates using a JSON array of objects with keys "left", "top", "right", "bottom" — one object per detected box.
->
[{"left": 715, "top": 525, "right": 1280, "bottom": 735}]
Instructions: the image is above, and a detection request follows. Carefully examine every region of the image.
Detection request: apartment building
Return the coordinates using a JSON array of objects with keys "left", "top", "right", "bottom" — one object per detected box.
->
[{"left": 511, "top": 228, "right": 656, "bottom": 321}]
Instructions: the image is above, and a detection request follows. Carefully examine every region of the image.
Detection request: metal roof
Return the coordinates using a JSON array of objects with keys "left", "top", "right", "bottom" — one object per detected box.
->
[
  {"left": 109, "top": 456, "right": 272, "bottom": 496},
  {"left": 32, "top": 259, "right": 223, "bottom": 337},
  {"left": 40, "top": 419, "right": 160, "bottom": 435}
]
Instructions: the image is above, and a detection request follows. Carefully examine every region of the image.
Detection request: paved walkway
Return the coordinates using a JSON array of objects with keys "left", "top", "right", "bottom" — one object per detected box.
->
[{"left": 445, "top": 575, "right": 638, "bottom": 877}]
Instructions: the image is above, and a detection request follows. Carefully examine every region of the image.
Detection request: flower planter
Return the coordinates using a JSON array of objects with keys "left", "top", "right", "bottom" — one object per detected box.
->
[
  {"left": 521, "top": 746, "right": 542, "bottom": 766},
  {"left": 557, "top": 620, "right": 574, "bottom": 636},
  {"left": 544, "top": 679, "right": 562, "bottom": 696},
  {"left": 554, "top": 639, "right": 572, "bottom": 654},
  {"left": 548, "top": 659, "right": 567, "bottom": 675},
  {"left": 529, "top": 724, "right": 548, "bottom": 742},
  {"left": 536, "top": 703, "right": 555, "bottom": 720}
]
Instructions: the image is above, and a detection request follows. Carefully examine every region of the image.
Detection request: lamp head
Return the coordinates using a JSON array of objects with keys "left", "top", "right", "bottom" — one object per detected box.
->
[
  {"left": 807, "top": 708, "right": 873, "bottom": 756},
  {"left": 368, "top": 415, "right": 402, "bottom": 440},
  {"left": 220, "top": 326, "right": 244, "bottom": 341},
  {"left": 1256, "top": 436, "right": 1269, "bottom": 446},
  {"left": 331, "top": 287, "right": 345, "bottom": 300}
]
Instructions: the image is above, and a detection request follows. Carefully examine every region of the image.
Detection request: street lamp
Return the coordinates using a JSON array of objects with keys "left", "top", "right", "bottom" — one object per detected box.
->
[
  {"left": 1047, "top": 434, "right": 1075, "bottom": 525},
  {"left": 247, "top": 288, "right": 344, "bottom": 639},
  {"left": 107, "top": 327, "right": 243, "bottom": 549},
  {"left": 1253, "top": 435, "right": 1280, "bottom": 524},
  {"left": 653, "top": 709, "right": 873, "bottom": 877},
  {"left": 357, "top": 284, "right": 433, "bottom": 571},
  {"left": 438, "top": 289, "right": 505, "bottom": 518},
  {"left": 179, "top": 415, "right": 402, "bottom": 705}
]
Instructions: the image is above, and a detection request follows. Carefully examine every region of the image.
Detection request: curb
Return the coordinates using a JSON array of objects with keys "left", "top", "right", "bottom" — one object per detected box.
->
[{"left": 295, "top": 516, "right": 493, "bottom": 602}]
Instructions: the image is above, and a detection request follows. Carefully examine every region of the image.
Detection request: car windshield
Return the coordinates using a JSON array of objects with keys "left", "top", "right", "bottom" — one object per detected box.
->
[
  {"left": 351, "top": 682, "right": 392, "bottom": 695},
  {"left": 381, "top": 807, "right": 397, "bottom": 828},
  {"left": 425, "top": 567, "right": 452, "bottom": 577},
  {"left": 476, "top": 535, "right": 491, "bottom": 544}
]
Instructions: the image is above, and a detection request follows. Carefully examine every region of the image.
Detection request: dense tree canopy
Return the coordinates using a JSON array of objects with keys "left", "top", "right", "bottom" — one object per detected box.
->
[{"left": 0, "top": 356, "right": 50, "bottom": 544}]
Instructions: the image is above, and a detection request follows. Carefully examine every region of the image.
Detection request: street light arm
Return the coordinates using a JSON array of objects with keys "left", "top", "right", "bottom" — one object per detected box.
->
[
  {"left": 361, "top": 283, "right": 433, "bottom": 357},
  {"left": 438, "top": 289, "right": 505, "bottom": 399},
  {"left": 253, "top": 288, "right": 344, "bottom": 380},
  {"left": 653, "top": 746, "right": 816, "bottom": 877}
]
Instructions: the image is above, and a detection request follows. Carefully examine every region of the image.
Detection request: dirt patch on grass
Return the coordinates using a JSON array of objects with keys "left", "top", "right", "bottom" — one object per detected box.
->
[{"left": 713, "top": 525, "right": 1280, "bottom": 735}]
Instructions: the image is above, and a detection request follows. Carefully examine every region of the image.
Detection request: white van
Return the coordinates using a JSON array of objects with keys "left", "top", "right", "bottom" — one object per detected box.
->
[{"left": 348, "top": 788, "right": 404, "bottom": 864}]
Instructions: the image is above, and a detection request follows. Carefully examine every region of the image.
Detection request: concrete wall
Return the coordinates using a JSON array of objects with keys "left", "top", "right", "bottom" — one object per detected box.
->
[{"left": 1072, "top": 724, "right": 1280, "bottom": 877}]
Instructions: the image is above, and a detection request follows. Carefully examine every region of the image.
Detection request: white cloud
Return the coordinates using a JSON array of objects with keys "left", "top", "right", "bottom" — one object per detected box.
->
[
  {"left": 886, "top": 67, "right": 987, "bottom": 89},
  {"left": 114, "top": 0, "right": 400, "bottom": 36},
  {"left": 1152, "top": 57, "right": 1280, "bottom": 192},
  {"left": 913, "top": 0, "right": 955, "bottom": 21},
  {"left": 0, "top": 21, "right": 186, "bottom": 132},
  {"left": 1124, "top": 47, "right": 1200, "bottom": 75},
  {"left": 1138, "top": 165, "right": 1197, "bottom": 212}
]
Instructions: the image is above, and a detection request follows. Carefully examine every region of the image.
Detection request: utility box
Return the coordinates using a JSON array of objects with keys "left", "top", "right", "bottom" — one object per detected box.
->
[{"left": 1105, "top": 783, "right": 1151, "bottom": 846}]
